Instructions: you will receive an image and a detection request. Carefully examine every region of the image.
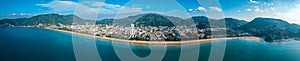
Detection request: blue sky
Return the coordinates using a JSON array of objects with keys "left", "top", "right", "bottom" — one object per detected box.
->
[{"left": 1, "top": 0, "right": 300, "bottom": 24}]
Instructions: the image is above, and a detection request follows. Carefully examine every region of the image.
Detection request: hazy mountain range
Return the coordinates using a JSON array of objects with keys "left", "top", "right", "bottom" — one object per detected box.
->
[{"left": 1, "top": 13, "right": 300, "bottom": 42}]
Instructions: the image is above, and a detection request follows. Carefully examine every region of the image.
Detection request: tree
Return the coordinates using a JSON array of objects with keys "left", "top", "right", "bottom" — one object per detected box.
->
[{"left": 265, "top": 34, "right": 275, "bottom": 42}]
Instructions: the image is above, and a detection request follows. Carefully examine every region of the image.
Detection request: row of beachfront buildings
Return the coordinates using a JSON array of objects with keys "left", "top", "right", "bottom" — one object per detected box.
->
[
  {"left": 70, "top": 24, "right": 206, "bottom": 41},
  {"left": 42, "top": 23, "right": 251, "bottom": 41}
]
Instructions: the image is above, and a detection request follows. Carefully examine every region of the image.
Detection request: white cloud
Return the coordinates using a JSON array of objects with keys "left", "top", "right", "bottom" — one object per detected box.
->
[
  {"left": 247, "top": 0, "right": 276, "bottom": 13},
  {"left": 37, "top": 1, "right": 77, "bottom": 13},
  {"left": 5, "top": 13, "right": 34, "bottom": 17},
  {"left": 263, "top": 9, "right": 268, "bottom": 11},
  {"left": 265, "top": 2, "right": 274, "bottom": 6},
  {"left": 225, "top": 0, "right": 300, "bottom": 24},
  {"left": 209, "top": 7, "right": 222, "bottom": 12},
  {"left": 270, "top": 7, "right": 275, "bottom": 10},
  {"left": 254, "top": 8, "right": 263, "bottom": 13},
  {"left": 20, "top": 13, "right": 25, "bottom": 16},
  {"left": 280, "top": 4, "right": 300, "bottom": 24},
  {"left": 187, "top": 7, "right": 206, "bottom": 12},
  {"left": 246, "top": 8, "right": 252, "bottom": 11},
  {"left": 91, "top": 2, "right": 104, "bottom": 7},
  {"left": 197, "top": 7, "right": 206, "bottom": 12},
  {"left": 37, "top": 1, "right": 142, "bottom": 19},
  {"left": 188, "top": 9, "right": 194, "bottom": 12},
  {"left": 249, "top": 0, "right": 259, "bottom": 4},
  {"left": 36, "top": 1, "right": 198, "bottom": 20},
  {"left": 270, "top": 3, "right": 274, "bottom": 6},
  {"left": 1, "top": 13, "right": 34, "bottom": 19}
]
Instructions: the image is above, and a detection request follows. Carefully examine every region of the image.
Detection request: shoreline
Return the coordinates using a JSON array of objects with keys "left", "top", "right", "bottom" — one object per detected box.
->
[{"left": 45, "top": 28, "right": 261, "bottom": 46}]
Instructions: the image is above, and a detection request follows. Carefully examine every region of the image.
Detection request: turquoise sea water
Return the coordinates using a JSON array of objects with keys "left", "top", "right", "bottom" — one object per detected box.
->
[{"left": 0, "top": 28, "right": 299, "bottom": 61}]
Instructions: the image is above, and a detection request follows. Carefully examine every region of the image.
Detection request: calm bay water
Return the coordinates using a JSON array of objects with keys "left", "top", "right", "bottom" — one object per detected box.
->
[{"left": 0, "top": 28, "right": 299, "bottom": 61}]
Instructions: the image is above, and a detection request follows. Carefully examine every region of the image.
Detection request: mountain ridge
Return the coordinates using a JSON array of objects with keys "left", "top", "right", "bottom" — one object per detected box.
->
[{"left": 1, "top": 13, "right": 300, "bottom": 42}]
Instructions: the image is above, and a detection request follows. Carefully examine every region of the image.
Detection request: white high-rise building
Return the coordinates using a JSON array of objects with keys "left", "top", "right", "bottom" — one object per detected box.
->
[{"left": 130, "top": 24, "right": 135, "bottom": 37}]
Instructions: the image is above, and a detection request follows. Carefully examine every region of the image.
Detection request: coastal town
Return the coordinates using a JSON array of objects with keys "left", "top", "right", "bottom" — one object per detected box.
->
[{"left": 33, "top": 23, "right": 254, "bottom": 41}]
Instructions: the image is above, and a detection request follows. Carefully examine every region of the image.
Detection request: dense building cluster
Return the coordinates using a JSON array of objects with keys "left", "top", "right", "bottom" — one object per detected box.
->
[
  {"left": 35, "top": 22, "right": 255, "bottom": 41},
  {"left": 68, "top": 24, "right": 210, "bottom": 41}
]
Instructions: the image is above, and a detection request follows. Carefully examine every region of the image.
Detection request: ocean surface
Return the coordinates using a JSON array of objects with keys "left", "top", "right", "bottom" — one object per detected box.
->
[{"left": 0, "top": 28, "right": 299, "bottom": 61}]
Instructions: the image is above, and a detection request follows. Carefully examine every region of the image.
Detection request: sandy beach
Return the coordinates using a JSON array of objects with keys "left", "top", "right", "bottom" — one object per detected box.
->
[{"left": 45, "top": 28, "right": 261, "bottom": 46}]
